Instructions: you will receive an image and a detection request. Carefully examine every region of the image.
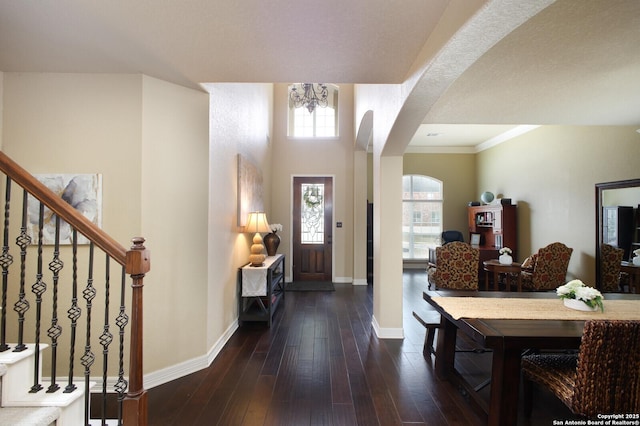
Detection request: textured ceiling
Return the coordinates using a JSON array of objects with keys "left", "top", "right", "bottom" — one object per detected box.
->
[
  {"left": 413, "top": 0, "right": 640, "bottom": 151},
  {"left": 0, "top": 0, "right": 447, "bottom": 85},
  {"left": 1, "top": 0, "right": 639, "bottom": 150}
]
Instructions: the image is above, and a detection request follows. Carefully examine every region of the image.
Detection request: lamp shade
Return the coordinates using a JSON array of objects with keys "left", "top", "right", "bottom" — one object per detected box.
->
[
  {"left": 246, "top": 212, "right": 271, "bottom": 233},
  {"left": 246, "top": 212, "right": 270, "bottom": 266}
]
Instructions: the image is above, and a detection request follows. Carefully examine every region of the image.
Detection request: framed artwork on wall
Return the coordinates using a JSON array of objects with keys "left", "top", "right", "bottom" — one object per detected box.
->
[
  {"left": 27, "top": 173, "right": 103, "bottom": 245},
  {"left": 237, "top": 154, "right": 264, "bottom": 227}
]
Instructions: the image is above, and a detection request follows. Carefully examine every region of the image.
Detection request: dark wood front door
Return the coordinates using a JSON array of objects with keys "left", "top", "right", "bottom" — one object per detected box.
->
[{"left": 292, "top": 177, "right": 333, "bottom": 281}]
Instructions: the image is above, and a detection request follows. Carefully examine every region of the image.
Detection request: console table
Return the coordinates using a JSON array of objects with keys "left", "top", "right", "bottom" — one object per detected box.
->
[{"left": 238, "top": 254, "right": 285, "bottom": 327}]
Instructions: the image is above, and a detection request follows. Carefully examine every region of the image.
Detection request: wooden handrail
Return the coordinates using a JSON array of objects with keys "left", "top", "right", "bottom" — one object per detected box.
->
[
  {"left": 0, "top": 151, "right": 127, "bottom": 265},
  {"left": 0, "top": 150, "right": 149, "bottom": 425}
]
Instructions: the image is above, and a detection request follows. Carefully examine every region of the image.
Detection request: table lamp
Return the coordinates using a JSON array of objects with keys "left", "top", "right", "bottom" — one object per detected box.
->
[{"left": 246, "top": 212, "right": 271, "bottom": 266}]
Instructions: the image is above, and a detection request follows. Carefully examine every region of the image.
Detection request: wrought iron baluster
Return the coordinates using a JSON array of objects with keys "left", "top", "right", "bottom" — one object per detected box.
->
[
  {"left": 29, "top": 202, "right": 46, "bottom": 393},
  {"left": 115, "top": 266, "right": 129, "bottom": 426},
  {"left": 47, "top": 215, "right": 63, "bottom": 393},
  {"left": 99, "top": 255, "right": 113, "bottom": 426},
  {"left": 65, "top": 230, "right": 80, "bottom": 393},
  {"left": 0, "top": 177, "right": 14, "bottom": 352},
  {"left": 81, "top": 243, "right": 96, "bottom": 426},
  {"left": 13, "top": 189, "right": 31, "bottom": 353}
]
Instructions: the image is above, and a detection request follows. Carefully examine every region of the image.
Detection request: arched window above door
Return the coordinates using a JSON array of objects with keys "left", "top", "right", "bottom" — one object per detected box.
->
[{"left": 287, "top": 84, "right": 338, "bottom": 138}]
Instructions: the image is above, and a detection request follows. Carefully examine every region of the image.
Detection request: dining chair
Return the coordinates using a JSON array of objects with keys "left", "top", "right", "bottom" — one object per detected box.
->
[
  {"left": 520, "top": 242, "right": 573, "bottom": 291},
  {"left": 441, "top": 230, "right": 464, "bottom": 245},
  {"left": 601, "top": 243, "right": 624, "bottom": 292},
  {"left": 429, "top": 241, "right": 479, "bottom": 290},
  {"left": 423, "top": 242, "right": 487, "bottom": 378},
  {"left": 522, "top": 320, "right": 640, "bottom": 418}
]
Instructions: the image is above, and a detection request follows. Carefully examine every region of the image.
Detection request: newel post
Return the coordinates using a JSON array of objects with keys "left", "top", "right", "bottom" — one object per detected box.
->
[{"left": 123, "top": 237, "right": 150, "bottom": 425}]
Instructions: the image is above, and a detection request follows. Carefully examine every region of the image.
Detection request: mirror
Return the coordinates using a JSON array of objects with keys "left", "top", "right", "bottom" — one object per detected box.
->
[{"left": 595, "top": 179, "right": 640, "bottom": 288}]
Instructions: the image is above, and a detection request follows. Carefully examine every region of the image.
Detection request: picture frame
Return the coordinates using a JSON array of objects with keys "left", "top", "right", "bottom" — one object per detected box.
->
[
  {"left": 237, "top": 154, "right": 264, "bottom": 227},
  {"left": 470, "top": 233, "right": 481, "bottom": 246},
  {"left": 27, "top": 173, "right": 102, "bottom": 245}
]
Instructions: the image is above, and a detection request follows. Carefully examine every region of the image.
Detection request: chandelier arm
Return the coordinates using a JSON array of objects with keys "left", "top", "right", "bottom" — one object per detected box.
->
[{"left": 289, "top": 83, "right": 330, "bottom": 114}]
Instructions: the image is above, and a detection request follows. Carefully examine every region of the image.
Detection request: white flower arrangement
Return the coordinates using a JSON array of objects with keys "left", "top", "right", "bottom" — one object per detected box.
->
[
  {"left": 556, "top": 279, "right": 604, "bottom": 312},
  {"left": 269, "top": 223, "right": 283, "bottom": 233},
  {"left": 499, "top": 247, "right": 512, "bottom": 255},
  {"left": 634, "top": 248, "right": 640, "bottom": 258}
]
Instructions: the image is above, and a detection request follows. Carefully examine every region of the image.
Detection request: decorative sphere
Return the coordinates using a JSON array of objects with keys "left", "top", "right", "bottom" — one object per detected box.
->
[{"left": 480, "top": 191, "right": 495, "bottom": 204}]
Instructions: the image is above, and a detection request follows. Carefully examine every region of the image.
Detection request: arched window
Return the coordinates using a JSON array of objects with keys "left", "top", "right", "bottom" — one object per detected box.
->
[
  {"left": 402, "top": 175, "right": 443, "bottom": 259},
  {"left": 287, "top": 84, "right": 338, "bottom": 138}
]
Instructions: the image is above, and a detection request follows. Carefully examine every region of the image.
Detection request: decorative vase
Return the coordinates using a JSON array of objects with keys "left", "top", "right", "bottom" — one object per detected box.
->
[
  {"left": 633, "top": 256, "right": 640, "bottom": 266},
  {"left": 563, "top": 298, "right": 597, "bottom": 312},
  {"left": 263, "top": 232, "right": 280, "bottom": 257},
  {"left": 499, "top": 254, "right": 512, "bottom": 265},
  {"left": 480, "top": 191, "right": 495, "bottom": 204}
]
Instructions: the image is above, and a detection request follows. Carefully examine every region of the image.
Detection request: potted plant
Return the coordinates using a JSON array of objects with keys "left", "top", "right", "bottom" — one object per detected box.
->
[
  {"left": 556, "top": 279, "right": 604, "bottom": 312},
  {"left": 498, "top": 247, "right": 513, "bottom": 264}
]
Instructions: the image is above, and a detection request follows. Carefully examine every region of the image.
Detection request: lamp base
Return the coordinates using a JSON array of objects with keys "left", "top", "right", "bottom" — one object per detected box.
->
[
  {"left": 249, "top": 233, "right": 266, "bottom": 266},
  {"left": 249, "top": 253, "right": 265, "bottom": 267}
]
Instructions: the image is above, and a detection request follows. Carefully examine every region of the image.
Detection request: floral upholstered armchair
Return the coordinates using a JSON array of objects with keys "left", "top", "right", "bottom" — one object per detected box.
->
[
  {"left": 600, "top": 243, "right": 624, "bottom": 292},
  {"left": 427, "top": 241, "right": 479, "bottom": 290},
  {"left": 521, "top": 242, "right": 573, "bottom": 291}
]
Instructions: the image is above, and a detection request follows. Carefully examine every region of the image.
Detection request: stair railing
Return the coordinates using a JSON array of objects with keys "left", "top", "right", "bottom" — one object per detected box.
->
[{"left": 0, "top": 151, "right": 148, "bottom": 425}]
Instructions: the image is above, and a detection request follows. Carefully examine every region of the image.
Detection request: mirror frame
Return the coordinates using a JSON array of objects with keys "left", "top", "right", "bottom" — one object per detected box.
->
[{"left": 595, "top": 178, "right": 640, "bottom": 288}]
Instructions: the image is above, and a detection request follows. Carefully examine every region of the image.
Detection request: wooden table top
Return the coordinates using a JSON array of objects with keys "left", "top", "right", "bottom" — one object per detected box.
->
[{"left": 423, "top": 290, "right": 640, "bottom": 349}]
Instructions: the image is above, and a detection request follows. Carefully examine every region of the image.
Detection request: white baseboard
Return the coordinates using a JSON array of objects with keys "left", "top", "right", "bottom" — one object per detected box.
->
[
  {"left": 371, "top": 315, "right": 404, "bottom": 339},
  {"left": 143, "top": 319, "right": 239, "bottom": 389},
  {"left": 352, "top": 278, "right": 368, "bottom": 286}
]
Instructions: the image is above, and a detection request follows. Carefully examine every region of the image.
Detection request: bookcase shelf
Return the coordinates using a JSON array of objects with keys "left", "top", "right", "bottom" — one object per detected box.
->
[{"left": 468, "top": 204, "right": 518, "bottom": 278}]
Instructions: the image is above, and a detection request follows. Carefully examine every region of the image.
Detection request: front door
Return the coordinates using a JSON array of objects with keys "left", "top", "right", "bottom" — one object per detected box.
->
[{"left": 292, "top": 177, "right": 333, "bottom": 281}]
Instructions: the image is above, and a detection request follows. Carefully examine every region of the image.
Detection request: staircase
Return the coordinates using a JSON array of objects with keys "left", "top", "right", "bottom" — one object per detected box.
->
[
  {"left": 0, "top": 344, "right": 79, "bottom": 425},
  {"left": 0, "top": 151, "right": 149, "bottom": 425}
]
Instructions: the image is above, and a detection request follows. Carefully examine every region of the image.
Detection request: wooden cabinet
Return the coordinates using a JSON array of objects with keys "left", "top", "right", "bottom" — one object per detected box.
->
[
  {"left": 238, "top": 254, "right": 285, "bottom": 327},
  {"left": 468, "top": 204, "right": 518, "bottom": 261}
]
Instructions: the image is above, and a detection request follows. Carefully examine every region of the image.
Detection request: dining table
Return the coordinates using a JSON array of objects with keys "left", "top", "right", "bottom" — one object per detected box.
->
[{"left": 423, "top": 289, "right": 640, "bottom": 426}]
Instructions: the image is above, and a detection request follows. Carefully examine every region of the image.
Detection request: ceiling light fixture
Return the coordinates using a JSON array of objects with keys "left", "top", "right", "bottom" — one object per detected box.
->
[{"left": 289, "top": 83, "right": 328, "bottom": 114}]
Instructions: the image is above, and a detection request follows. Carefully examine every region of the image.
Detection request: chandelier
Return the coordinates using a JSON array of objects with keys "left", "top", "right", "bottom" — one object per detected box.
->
[{"left": 289, "top": 83, "right": 329, "bottom": 114}]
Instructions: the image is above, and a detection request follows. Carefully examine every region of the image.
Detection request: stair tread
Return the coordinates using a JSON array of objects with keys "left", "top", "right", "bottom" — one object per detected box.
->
[
  {"left": 3, "top": 383, "right": 93, "bottom": 407},
  {"left": 0, "top": 344, "right": 48, "bottom": 365},
  {"left": 0, "top": 406, "right": 60, "bottom": 426}
]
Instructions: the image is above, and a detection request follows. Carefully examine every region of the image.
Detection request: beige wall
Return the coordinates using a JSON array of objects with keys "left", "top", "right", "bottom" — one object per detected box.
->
[
  {"left": 2, "top": 73, "right": 144, "bottom": 243},
  {"left": 403, "top": 153, "right": 476, "bottom": 240},
  {"left": 0, "top": 71, "right": 3, "bottom": 148},
  {"left": 141, "top": 76, "right": 210, "bottom": 370},
  {"left": 206, "top": 82, "right": 273, "bottom": 353},
  {"left": 476, "top": 125, "right": 640, "bottom": 285},
  {"left": 270, "top": 83, "right": 355, "bottom": 282},
  {"left": 1, "top": 72, "right": 211, "bottom": 378}
]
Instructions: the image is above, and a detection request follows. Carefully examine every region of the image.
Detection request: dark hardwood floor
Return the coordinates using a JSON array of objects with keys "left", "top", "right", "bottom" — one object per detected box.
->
[{"left": 147, "top": 270, "right": 578, "bottom": 425}]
